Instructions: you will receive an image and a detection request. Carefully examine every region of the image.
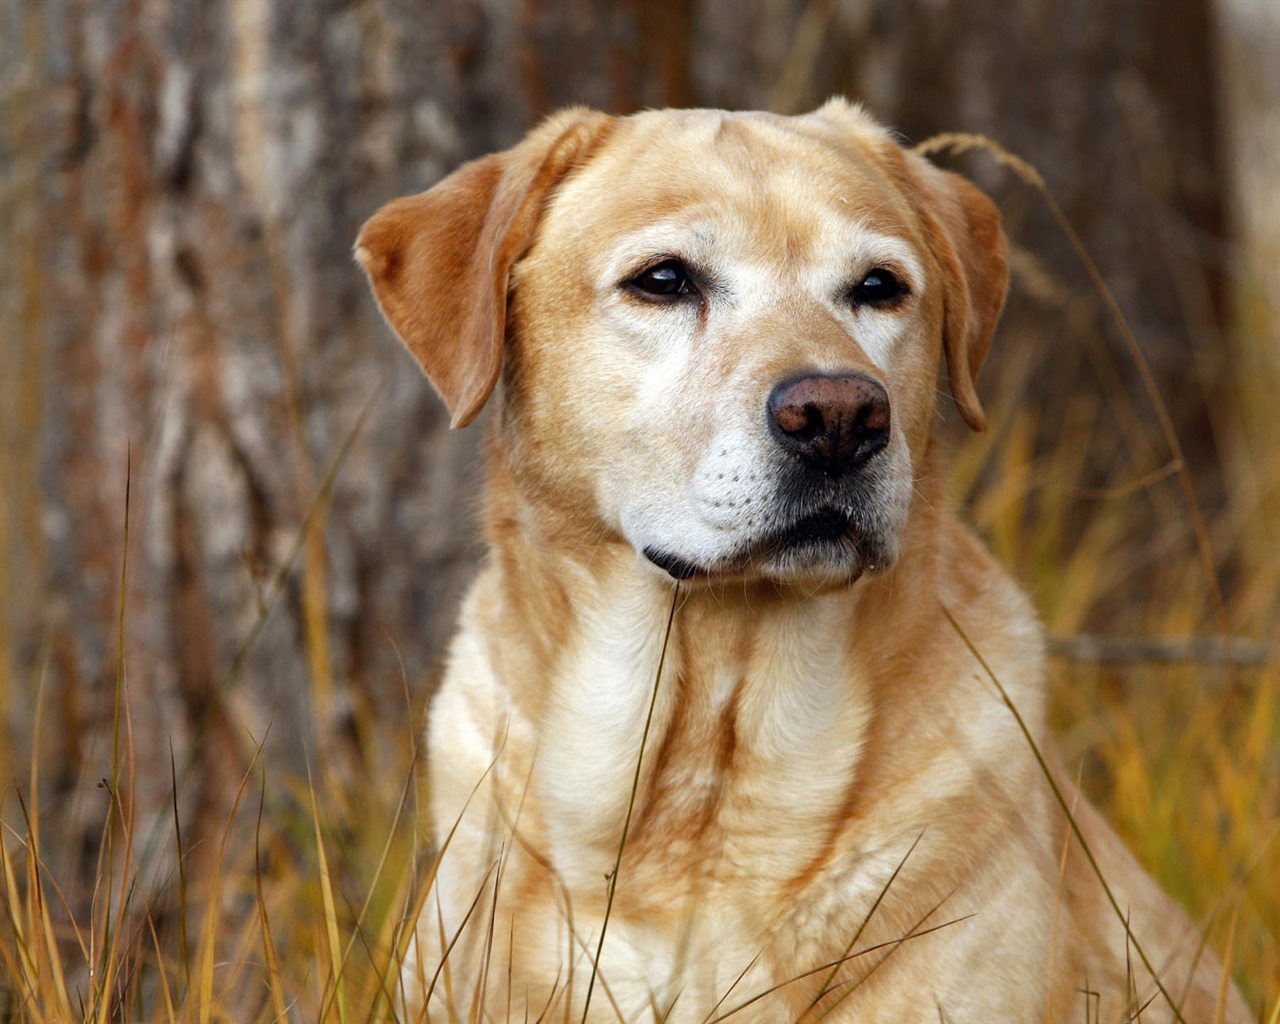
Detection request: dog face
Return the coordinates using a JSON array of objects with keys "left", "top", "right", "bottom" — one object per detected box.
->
[{"left": 358, "top": 101, "right": 1008, "bottom": 588}]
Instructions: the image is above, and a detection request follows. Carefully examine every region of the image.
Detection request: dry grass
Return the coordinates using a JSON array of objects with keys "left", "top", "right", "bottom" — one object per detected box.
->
[
  {"left": 2, "top": 147, "right": 1278, "bottom": 1021},
  {"left": 940, "top": 131, "right": 1279, "bottom": 1016},
  {"left": 0, "top": 671, "right": 435, "bottom": 1021}
]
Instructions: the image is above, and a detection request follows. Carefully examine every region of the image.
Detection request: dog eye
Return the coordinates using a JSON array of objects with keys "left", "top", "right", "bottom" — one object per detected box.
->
[
  {"left": 850, "top": 268, "right": 907, "bottom": 308},
  {"left": 628, "top": 259, "right": 697, "bottom": 300}
]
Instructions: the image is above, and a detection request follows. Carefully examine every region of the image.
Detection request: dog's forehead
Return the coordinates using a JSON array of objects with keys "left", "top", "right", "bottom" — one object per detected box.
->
[
  {"left": 603, "top": 106, "right": 895, "bottom": 185},
  {"left": 544, "top": 106, "right": 920, "bottom": 257}
]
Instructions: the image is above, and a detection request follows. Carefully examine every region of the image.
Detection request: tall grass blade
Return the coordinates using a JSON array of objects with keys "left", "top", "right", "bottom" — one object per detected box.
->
[
  {"left": 144, "top": 910, "right": 177, "bottom": 1022},
  {"left": 1, "top": 812, "right": 39, "bottom": 1006},
  {"left": 130, "top": 384, "right": 382, "bottom": 898},
  {"left": 1212, "top": 903, "right": 1239, "bottom": 1024},
  {"left": 473, "top": 855, "right": 505, "bottom": 1024},
  {"left": 942, "top": 604, "right": 1185, "bottom": 1024},
  {"left": 401, "top": 742, "right": 508, "bottom": 1019},
  {"left": 194, "top": 739, "right": 266, "bottom": 1024},
  {"left": 33, "top": 852, "right": 72, "bottom": 1020},
  {"left": 168, "top": 744, "right": 190, "bottom": 1001},
  {"left": 580, "top": 582, "right": 681, "bottom": 1023},
  {"left": 254, "top": 777, "right": 288, "bottom": 1023},
  {"left": 709, "top": 909, "right": 974, "bottom": 1023},
  {"left": 916, "top": 134, "right": 1235, "bottom": 681},
  {"left": 424, "top": 860, "right": 498, "bottom": 1013},
  {"left": 87, "top": 446, "right": 133, "bottom": 1023},
  {"left": 803, "top": 831, "right": 923, "bottom": 1019},
  {"left": 330, "top": 744, "right": 422, "bottom": 1015},
  {"left": 307, "top": 762, "right": 349, "bottom": 1024},
  {"left": 700, "top": 952, "right": 762, "bottom": 1024},
  {"left": 7, "top": 783, "right": 85, "bottom": 1013},
  {"left": 815, "top": 890, "right": 965, "bottom": 1020}
]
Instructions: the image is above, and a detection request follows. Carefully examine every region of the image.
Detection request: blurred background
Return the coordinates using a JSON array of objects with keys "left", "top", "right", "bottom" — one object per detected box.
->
[{"left": 1, "top": 0, "right": 1277, "bottom": 1018}]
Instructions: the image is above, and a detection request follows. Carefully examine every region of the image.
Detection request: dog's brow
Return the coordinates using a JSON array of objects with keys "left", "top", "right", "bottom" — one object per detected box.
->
[
  {"left": 603, "top": 218, "right": 924, "bottom": 292},
  {"left": 831, "top": 228, "right": 924, "bottom": 284}
]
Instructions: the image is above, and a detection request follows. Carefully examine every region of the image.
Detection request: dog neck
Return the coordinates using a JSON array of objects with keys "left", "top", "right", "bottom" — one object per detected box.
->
[{"left": 464, "top": 447, "right": 1045, "bottom": 895}]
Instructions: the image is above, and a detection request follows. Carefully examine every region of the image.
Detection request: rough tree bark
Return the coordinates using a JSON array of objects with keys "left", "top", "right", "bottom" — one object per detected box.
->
[
  {"left": 1215, "top": 0, "right": 1280, "bottom": 567},
  {"left": 0, "top": 0, "right": 1228, "bottom": 897}
]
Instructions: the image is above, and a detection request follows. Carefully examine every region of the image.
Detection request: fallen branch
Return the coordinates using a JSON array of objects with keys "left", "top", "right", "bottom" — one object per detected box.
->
[{"left": 1047, "top": 634, "right": 1272, "bottom": 667}]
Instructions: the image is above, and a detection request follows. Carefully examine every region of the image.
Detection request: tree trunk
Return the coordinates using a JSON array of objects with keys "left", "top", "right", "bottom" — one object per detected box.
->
[{"left": 1214, "top": 0, "right": 1280, "bottom": 573}]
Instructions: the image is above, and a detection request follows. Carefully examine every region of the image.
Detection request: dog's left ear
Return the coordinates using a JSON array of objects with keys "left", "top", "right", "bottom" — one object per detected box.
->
[
  {"left": 904, "top": 152, "right": 1009, "bottom": 432},
  {"left": 356, "top": 108, "right": 614, "bottom": 428}
]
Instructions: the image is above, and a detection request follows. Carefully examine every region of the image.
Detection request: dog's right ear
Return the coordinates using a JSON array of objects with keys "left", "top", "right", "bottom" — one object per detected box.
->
[
  {"left": 901, "top": 151, "right": 1009, "bottom": 433},
  {"left": 355, "top": 109, "right": 614, "bottom": 428}
]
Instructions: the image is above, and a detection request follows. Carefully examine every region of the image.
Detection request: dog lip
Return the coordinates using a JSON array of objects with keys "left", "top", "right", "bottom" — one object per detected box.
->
[
  {"left": 768, "top": 508, "right": 852, "bottom": 546},
  {"left": 642, "top": 546, "right": 703, "bottom": 580},
  {"left": 641, "top": 507, "right": 869, "bottom": 584}
]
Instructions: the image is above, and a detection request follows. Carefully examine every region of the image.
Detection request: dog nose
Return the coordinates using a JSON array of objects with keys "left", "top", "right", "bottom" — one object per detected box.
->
[{"left": 767, "top": 373, "right": 891, "bottom": 474}]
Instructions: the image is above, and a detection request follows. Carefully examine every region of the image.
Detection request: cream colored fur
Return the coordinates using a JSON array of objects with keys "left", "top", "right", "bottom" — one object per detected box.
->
[{"left": 357, "top": 101, "right": 1248, "bottom": 1023}]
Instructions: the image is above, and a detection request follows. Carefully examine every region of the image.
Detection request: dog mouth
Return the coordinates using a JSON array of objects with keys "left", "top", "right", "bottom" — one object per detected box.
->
[
  {"left": 772, "top": 508, "right": 851, "bottom": 546},
  {"left": 642, "top": 546, "right": 705, "bottom": 580},
  {"left": 643, "top": 507, "right": 874, "bottom": 583}
]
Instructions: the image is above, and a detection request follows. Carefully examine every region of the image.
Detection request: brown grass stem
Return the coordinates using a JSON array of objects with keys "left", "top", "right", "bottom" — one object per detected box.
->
[
  {"left": 708, "top": 906, "right": 974, "bottom": 1024},
  {"left": 942, "top": 604, "right": 1185, "bottom": 1024},
  {"left": 699, "top": 951, "right": 763, "bottom": 1024},
  {"left": 423, "top": 858, "right": 498, "bottom": 1014},
  {"left": 93, "top": 446, "right": 132, "bottom": 1019},
  {"left": 1046, "top": 634, "right": 1271, "bottom": 668},
  {"left": 802, "top": 831, "right": 923, "bottom": 1019},
  {"left": 328, "top": 745, "right": 421, "bottom": 1016},
  {"left": 306, "top": 757, "right": 349, "bottom": 1024},
  {"left": 120, "top": 382, "right": 383, "bottom": 917},
  {"left": 253, "top": 775, "right": 288, "bottom": 1023},
  {"left": 181, "top": 735, "right": 264, "bottom": 1022},
  {"left": 814, "top": 887, "right": 964, "bottom": 1021},
  {"left": 580, "top": 582, "right": 681, "bottom": 1024},
  {"left": 414, "top": 748, "right": 511, "bottom": 1016},
  {"left": 168, "top": 743, "right": 189, "bottom": 1000},
  {"left": 917, "top": 133, "right": 1235, "bottom": 684}
]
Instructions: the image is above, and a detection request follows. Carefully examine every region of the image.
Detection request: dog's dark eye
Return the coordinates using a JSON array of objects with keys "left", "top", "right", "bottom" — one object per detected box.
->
[
  {"left": 628, "top": 259, "right": 697, "bottom": 300},
  {"left": 850, "top": 269, "right": 907, "bottom": 308}
]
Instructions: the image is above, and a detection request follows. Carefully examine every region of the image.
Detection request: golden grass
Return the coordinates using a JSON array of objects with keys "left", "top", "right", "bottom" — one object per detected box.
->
[
  {"left": 0, "top": 698, "right": 433, "bottom": 1021},
  {"left": 2, "top": 144, "right": 1278, "bottom": 1022},
  {"left": 947, "top": 342, "right": 1280, "bottom": 1022},
  {"left": 948, "top": 374, "right": 1280, "bottom": 1018},
  {"left": 951, "top": 131, "right": 1278, "bottom": 1014}
]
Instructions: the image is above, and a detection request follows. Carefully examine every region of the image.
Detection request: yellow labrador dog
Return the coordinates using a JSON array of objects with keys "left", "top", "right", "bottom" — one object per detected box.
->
[{"left": 358, "top": 102, "right": 1247, "bottom": 1023}]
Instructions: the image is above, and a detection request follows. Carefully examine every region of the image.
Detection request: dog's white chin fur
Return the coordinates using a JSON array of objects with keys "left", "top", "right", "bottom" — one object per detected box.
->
[
  {"left": 629, "top": 476, "right": 912, "bottom": 589},
  {"left": 638, "top": 523, "right": 902, "bottom": 590},
  {"left": 758, "top": 542, "right": 884, "bottom": 589}
]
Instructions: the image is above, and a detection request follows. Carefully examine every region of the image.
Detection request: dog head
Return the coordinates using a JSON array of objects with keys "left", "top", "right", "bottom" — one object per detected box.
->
[{"left": 357, "top": 101, "right": 1008, "bottom": 588}]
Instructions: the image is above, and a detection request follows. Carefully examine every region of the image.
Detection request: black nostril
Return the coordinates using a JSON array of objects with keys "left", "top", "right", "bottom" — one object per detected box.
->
[
  {"left": 778, "top": 401, "right": 825, "bottom": 442},
  {"left": 767, "top": 373, "right": 891, "bottom": 474}
]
